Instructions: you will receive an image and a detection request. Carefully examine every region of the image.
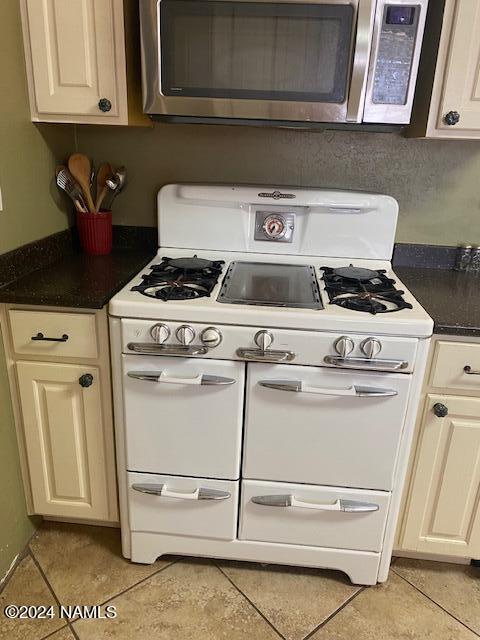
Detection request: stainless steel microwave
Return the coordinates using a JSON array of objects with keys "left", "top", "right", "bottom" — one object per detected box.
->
[{"left": 139, "top": 0, "right": 428, "bottom": 125}]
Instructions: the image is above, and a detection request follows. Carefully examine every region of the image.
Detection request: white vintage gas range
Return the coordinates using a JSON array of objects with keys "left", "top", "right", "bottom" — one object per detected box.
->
[{"left": 109, "top": 184, "right": 433, "bottom": 586}]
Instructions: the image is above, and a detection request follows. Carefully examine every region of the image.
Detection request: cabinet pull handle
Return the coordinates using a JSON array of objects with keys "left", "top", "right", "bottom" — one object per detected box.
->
[
  {"left": 79, "top": 374, "right": 94, "bottom": 388},
  {"left": 31, "top": 332, "right": 69, "bottom": 342},
  {"left": 258, "top": 379, "right": 397, "bottom": 397},
  {"left": 132, "top": 483, "right": 230, "bottom": 501},
  {"left": 127, "top": 371, "right": 235, "bottom": 385},
  {"left": 464, "top": 365, "right": 480, "bottom": 375},
  {"left": 252, "top": 495, "right": 379, "bottom": 512}
]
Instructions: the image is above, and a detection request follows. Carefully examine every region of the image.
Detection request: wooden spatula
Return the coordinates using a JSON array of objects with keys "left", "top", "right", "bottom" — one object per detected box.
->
[
  {"left": 68, "top": 153, "right": 95, "bottom": 213},
  {"left": 95, "top": 163, "right": 113, "bottom": 212}
]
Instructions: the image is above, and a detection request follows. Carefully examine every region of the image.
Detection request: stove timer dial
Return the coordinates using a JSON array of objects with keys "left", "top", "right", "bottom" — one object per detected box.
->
[{"left": 263, "top": 214, "right": 287, "bottom": 239}]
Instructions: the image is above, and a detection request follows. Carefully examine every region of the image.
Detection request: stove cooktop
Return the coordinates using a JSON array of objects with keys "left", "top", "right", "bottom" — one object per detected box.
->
[{"left": 321, "top": 264, "right": 413, "bottom": 314}]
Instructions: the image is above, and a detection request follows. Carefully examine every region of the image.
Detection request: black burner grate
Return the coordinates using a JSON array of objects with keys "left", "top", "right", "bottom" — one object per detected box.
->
[
  {"left": 131, "top": 255, "right": 224, "bottom": 301},
  {"left": 321, "top": 265, "right": 413, "bottom": 314}
]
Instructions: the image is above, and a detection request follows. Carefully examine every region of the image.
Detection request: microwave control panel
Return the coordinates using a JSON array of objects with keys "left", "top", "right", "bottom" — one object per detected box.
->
[{"left": 372, "top": 4, "right": 420, "bottom": 106}]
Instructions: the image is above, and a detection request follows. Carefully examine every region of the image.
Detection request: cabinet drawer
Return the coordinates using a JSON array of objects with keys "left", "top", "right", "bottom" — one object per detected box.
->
[
  {"left": 431, "top": 340, "right": 480, "bottom": 392},
  {"left": 9, "top": 310, "right": 98, "bottom": 359},
  {"left": 128, "top": 472, "right": 238, "bottom": 540},
  {"left": 239, "top": 480, "right": 390, "bottom": 552}
]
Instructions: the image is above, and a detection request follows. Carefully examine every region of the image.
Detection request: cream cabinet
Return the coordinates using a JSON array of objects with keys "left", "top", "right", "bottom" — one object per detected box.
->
[
  {"left": 19, "top": 0, "right": 148, "bottom": 126},
  {"left": 409, "top": 0, "right": 480, "bottom": 139},
  {"left": 0, "top": 305, "right": 118, "bottom": 524},
  {"left": 397, "top": 336, "right": 480, "bottom": 559}
]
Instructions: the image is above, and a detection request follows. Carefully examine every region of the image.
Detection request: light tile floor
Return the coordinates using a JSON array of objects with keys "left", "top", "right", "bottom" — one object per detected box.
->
[{"left": 0, "top": 522, "right": 479, "bottom": 640}]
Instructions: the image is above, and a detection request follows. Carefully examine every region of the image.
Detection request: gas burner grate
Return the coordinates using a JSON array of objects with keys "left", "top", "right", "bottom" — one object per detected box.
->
[
  {"left": 321, "top": 265, "right": 413, "bottom": 314},
  {"left": 131, "top": 255, "right": 224, "bottom": 301}
]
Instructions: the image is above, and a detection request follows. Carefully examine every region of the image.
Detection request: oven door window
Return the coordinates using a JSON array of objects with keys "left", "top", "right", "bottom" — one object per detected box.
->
[{"left": 160, "top": 0, "right": 354, "bottom": 103}]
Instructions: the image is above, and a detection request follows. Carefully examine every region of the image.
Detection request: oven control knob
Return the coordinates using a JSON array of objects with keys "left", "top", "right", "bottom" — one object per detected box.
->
[
  {"left": 361, "top": 337, "right": 382, "bottom": 359},
  {"left": 150, "top": 323, "right": 170, "bottom": 344},
  {"left": 334, "top": 336, "right": 354, "bottom": 358},
  {"left": 255, "top": 330, "right": 274, "bottom": 351},
  {"left": 176, "top": 324, "right": 196, "bottom": 346},
  {"left": 200, "top": 327, "right": 222, "bottom": 348}
]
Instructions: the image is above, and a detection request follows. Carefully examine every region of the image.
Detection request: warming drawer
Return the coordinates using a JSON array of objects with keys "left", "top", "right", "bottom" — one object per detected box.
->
[
  {"left": 123, "top": 355, "right": 245, "bottom": 479},
  {"left": 128, "top": 472, "right": 238, "bottom": 540},
  {"left": 243, "top": 362, "right": 412, "bottom": 490},
  {"left": 239, "top": 480, "right": 390, "bottom": 552}
]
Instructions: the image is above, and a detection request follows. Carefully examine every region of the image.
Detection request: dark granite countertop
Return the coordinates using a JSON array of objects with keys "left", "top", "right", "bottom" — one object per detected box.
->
[
  {"left": 396, "top": 267, "right": 480, "bottom": 338},
  {"left": 0, "top": 249, "right": 154, "bottom": 309}
]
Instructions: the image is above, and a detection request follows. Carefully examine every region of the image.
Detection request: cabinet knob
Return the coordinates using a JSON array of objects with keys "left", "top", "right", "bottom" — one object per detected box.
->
[
  {"left": 433, "top": 402, "right": 448, "bottom": 418},
  {"left": 79, "top": 373, "right": 94, "bottom": 388},
  {"left": 444, "top": 110, "right": 460, "bottom": 126},
  {"left": 98, "top": 98, "right": 112, "bottom": 113}
]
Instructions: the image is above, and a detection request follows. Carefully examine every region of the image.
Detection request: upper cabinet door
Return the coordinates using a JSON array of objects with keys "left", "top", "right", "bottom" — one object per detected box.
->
[
  {"left": 436, "top": 2, "right": 480, "bottom": 134},
  {"left": 21, "top": 0, "right": 128, "bottom": 124}
]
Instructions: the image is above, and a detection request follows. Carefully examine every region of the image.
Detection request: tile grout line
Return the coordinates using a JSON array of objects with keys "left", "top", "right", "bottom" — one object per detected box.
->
[
  {"left": 28, "top": 548, "right": 73, "bottom": 640},
  {"left": 391, "top": 568, "right": 480, "bottom": 638},
  {"left": 214, "top": 562, "right": 287, "bottom": 640},
  {"left": 301, "top": 586, "right": 366, "bottom": 640},
  {"left": 95, "top": 558, "right": 179, "bottom": 608}
]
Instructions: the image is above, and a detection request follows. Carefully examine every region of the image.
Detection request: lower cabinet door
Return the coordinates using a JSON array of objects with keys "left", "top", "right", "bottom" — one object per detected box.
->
[
  {"left": 128, "top": 472, "right": 238, "bottom": 540},
  {"left": 400, "top": 395, "right": 480, "bottom": 557},
  {"left": 16, "top": 361, "right": 111, "bottom": 520},
  {"left": 239, "top": 480, "right": 390, "bottom": 552}
]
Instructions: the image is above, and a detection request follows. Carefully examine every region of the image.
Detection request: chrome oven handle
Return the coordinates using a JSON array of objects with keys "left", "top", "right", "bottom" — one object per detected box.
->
[
  {"left": 258, "top": 379, "right": 397, "bottom": 397},
  {"left": 127, "top": 342, "right": 208, "bottom": 356},
  {"left": 132, "top": 483, "right": 231, "bottom": 501},
  {"left": 324, "top": 355, "right": 408, "bottom": 372},
  {"left": 127, "top": 371, "right": 235, "bottom": 386},
  {"left": 252, "top": 495, "right": 379, "bottom": 513},
  {"left": 347, "top": 0, "right": 374, "bottom": 122},
  {"left": 236, "top": 348, "right": 295, "bottom": 362},
  {"left": 464, "top": 366, "right": 480, "bottom": 375}
]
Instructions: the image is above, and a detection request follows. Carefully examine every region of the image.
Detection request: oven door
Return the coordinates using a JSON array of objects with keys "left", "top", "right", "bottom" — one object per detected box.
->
[
  {"left": 140, "top": 0, "right": 373, "bottom": 123},
  {"left": 243, "top": 362, "right": 411, "bottom": 490},
  {"left": 123, "top": 355, "right": 245, "bottom": 479}
]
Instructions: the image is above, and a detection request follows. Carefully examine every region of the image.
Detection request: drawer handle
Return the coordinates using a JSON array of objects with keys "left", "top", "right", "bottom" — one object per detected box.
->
[
  {"left": 132, "top": 483, "right": 231, "bottom": 501},
  {"left": 127, "top": 371, "right": 235, "bottom": 386},
  {"left": 252, "top": 495, "right": 379, "bottom": 512},
  {"left": 324, "top": 355, "right": 408, "bottom": 372},
  {"left": 259, "top": 379, "right": 397, "bottom": 397},
  {"left": 127, "top": 342, "right": 208, "bottom": 356},
  {"left": 237, "top": 348, "right": 295, "bottom": 362},
  {"left": 31, "top": 332, "right": 69, "bottom": 342},
  {"left": 464, "top": 365, "right": 480, "bottom": 375}
]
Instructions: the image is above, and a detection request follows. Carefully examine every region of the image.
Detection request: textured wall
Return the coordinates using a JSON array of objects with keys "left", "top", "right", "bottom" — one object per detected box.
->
[
  {"left": 76, "top": 122, "right": 480, "bottom": 246},
  {"left": 0, "top": 0, "right": 72, "bottom": 578}
]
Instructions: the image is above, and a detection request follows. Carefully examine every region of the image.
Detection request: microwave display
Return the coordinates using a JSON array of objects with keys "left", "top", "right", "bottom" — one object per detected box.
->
[{"left": 160, "top": 0, "right": 354, "bottom": 103}]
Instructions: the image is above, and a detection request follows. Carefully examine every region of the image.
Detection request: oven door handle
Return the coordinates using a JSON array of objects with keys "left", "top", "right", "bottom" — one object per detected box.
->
[
  {"left": 236, "top": 348, "right": 295, "bottom": 362},
  {"left": 252, "top": 495, "right": 379, "bottom": 513},
  {"left": 324, "top": 355, "right": 408, "bottom": 372},
  {"left": 127, "top": 342, "right": 208, "bottom": 356},
  {"left": 127, "top": 371, "right": 235, "bottom": 386},
  {"left": 258, "top": 379, "right": 397, "bottom": 397},
  {"left": 132, "top": 483, "right": 231, "bottom": 501}
]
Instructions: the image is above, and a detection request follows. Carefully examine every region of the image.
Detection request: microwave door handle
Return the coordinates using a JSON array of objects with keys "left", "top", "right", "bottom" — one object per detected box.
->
[
  {"left": 258, "top": 380, "right": 397, "bottom": 397},
  {"left": 346, "top": 0, "right": 375, "bottom": 122}
]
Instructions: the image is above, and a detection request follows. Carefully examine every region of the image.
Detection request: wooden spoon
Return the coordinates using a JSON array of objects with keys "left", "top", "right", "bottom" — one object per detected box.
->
[
  {"left": 95, "top": 163, "right": 113, "bottom": 212},
  {"left": 68, "top": 153, "right": 95, "bottom": 213}
]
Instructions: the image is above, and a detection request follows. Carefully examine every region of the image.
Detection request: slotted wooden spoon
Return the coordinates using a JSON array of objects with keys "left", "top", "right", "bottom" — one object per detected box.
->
[
  {"left": 95, "top": 163, "right": 113, "bottom": 212},
  {"left": 68, "top": 153, "right": 95, "bottom": 213}
]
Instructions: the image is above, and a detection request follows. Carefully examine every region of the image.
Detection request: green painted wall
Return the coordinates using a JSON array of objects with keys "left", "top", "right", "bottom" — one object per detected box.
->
[
  {"left": 77, "top": 122, "right": 480, "bottom": 247},
  {"left": 0, "top": 1, "right": 73, "bottom": 578}
]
